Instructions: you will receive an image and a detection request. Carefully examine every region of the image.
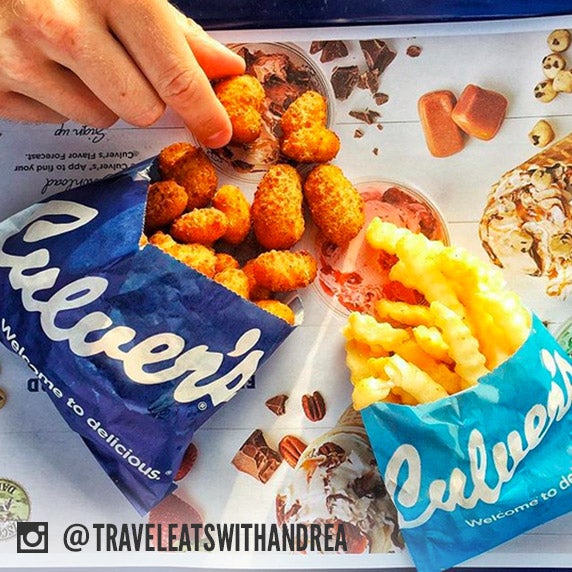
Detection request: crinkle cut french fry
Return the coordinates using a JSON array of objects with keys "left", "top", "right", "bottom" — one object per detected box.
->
[
  {"left": 375, "top": 299, "right": 433, "bottom": 328},
  {"left": 345, "top": 339, "right": 378, "bottom": 385},
  {"left": 437, "top": 246, "right": 506, "bottom": 293},
  {"left": 366, "top": 218, "right": 411, "bottom": 254},
  {"left": 391, "top": 387, "right": 419, "bottom": 406},
  {"left": 390, "top": 233, "right": 466, "bottom": 318},
  {"left": 383, "top": 355, "right": 449, "bottom": 403},
  {"left": 343, "top": 312, "right": 410, "bottom": 355},
  {"left": 386, "top": 339, "right": 463, "bottom": 395},
  {"left": 473, "top": 291, "right": 531, "bottom": 355},
  {"left": 430, "top": 301, "right": 489, "bottom": 388},
  {"left": 413, "top": 325, "right": 453, "bottom": 365},
  {"left": 352, "top": 375, "right": 394, "bottom": 410}
]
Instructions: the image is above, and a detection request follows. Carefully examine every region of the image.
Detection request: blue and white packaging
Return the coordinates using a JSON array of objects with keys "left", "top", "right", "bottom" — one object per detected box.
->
[
  {"left": 0, "top": 160, "right": 295, "bottom": 514},
  {"left": 362, "top": 314, "right": 572, "bottom": 571}
]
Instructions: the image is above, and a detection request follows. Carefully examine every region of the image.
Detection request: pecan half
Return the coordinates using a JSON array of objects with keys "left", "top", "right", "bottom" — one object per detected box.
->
[
  {"left": 279, "top": 435, "right": 308, "bottom": 468},
  {"left": 301, "top": 391, "right": 326, "bottom": 422}
]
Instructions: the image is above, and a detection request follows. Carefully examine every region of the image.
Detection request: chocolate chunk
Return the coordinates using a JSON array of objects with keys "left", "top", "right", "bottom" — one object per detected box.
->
[
  {"left": 374, "top": 92, "right": 389, "bottom": 105},
  {"left": 373, "top": 147, "right": 379, "bottom": 156},
  {"left": 349, "top": 109, "right": 381, "bottom": 124},
  {"left": 354, "top": 128, "right": 364, "bottom": 138},
  {"left": 309, "top": 41, "right": 327, "bottom": 55},
  {"left": 330, "top": 65, "right": 360, "bottom": 101},
  {"left": 406, "top": 45, "right": 422, "bottom": 57},
  {"left": 359, "top": 39, "right": 396, "bottom": 74},
  {"left": 320, "top": 40, "right": 349, "bottom": 63},
  {"left": 0, "top": 388, "right": 6, "bottom": 410},
  {"left": 265, "top": 393, "right": 288, "bottom": 416},
  {"left": 357, "top": 70, "right": 381, "bottom": 95},
  {"left": 231, "top": 429, "right": 281, "bottom": 483}
]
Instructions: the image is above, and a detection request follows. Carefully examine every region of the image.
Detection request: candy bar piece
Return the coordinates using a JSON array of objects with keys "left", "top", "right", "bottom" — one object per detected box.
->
[
  {"left": 265, "top": 394, "right": 288, "bottom": 416},
  {"left": 359, "top": 40, "right": 396, "bottom": 74},
  {"left": 231, "top": 429, "right": 282, "bottom": 483},
  {"left": 330, "top": 65, "right": 360, "bottom": 100},
  {"left": 418, "top": 90, "right": 465, "bottom": 157},
  {"left": 451, "top": 84, "right": 508, "bottom": 141}
]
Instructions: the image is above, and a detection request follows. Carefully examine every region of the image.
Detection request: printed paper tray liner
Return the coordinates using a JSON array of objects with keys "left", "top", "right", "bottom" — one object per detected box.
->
[{"left": 0, "top": 160, "right": 295, "bottom": 514}]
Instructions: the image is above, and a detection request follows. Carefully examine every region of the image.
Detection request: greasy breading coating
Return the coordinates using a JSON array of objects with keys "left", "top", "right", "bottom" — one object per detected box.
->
[
  {"left": 214, "top": 252, "right": 240, "bottom": 274},
  {"left": 157, "top": 142, "right": 217, "bottom": 210},
  {"left": 303, "top": 164, "right": 365, "bottom": 246},
  {"left": 144, "top": 180, "right": 188, "bottom": 233},
  {"left": 212, "top": 184, "right": 251, "bottom": 245},
  {"left": 245, "top": 250, "right": 317, "bottom": 292},
  {"left": 281, "top": 126, "right": 340, "bottom": 163},
  {"left": 170, "top": 208, "right": 228, "bottom": 245},
  {"left": 242, "top": 262, "right": 272, "bottom": 301},
  {"left": 280, "top": 90, "right": 339, "bottom": 163},
  {"left": 251, "top": 164, "right": 305, "bottom": 249},
  {"left": 214, "top": 74, "right": 266, "bottom": 144},
  {"left": 213, "top": 268, "right": 250, "bottom": 299},
  {"left": 148, "top": 231, "right": 217, "bottom": 277},
  {"left": 255, "top": 299, "right": 296, "bottom": 325},
  {"left": 280, "top": 90, "right": 327, "bottom": 134}
]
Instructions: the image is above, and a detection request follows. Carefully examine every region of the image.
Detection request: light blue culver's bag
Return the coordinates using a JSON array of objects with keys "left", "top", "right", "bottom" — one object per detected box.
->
[
  {"left": 362, "top": 314, "right": 572, "bottom": 571},
  {"left": 0, "top": 160, "right": 295, "bottom": 514}
]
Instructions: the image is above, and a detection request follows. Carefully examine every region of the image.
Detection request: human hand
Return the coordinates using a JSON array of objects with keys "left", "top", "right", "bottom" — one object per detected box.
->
[{"left": 0, "top": 0, "right": 245, "bottom": 147}]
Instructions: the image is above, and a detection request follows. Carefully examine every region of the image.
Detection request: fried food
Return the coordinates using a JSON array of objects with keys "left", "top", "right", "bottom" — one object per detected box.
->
[
  {"left": 144, "top": 180, "right": 187, "bottom": 233},
  {"left": 252, "top": 164, "right": 305, "bottom": 249},
  {"left": 281, "top": 127, "right": 341, "bottom": 163},
  {"left": 280, "top": 90, "right": 340, "bottom": 163},
  {"left": 281, "top": 90, "right": 327, "bottom": 133},
  {"left": 157, "top": 142, "right": 218, "bottom": 210},
  {"left": 214, "top": 252, "right": 240, "bottom": 274},
  {"left": 255, "top": 299, "right": 296, "bottom": 325},
  {"left": 345, "top": 220, "right": 532, "bottom": 409},
  {"left": 148, "top": 231, "right": 217, "bottom": 277},
  {"left": 213, "top": 268, "right": 250, "bottom": 299},
  {"left": 303, "top": 164, "right": 365, "bottom": 246},
  {"left": 170, "top": 208, "right": 228, "bottom": 245},
  {"left": 212, "top": 185, "right": 251, "bottom": 245},
  {"left": 214, "top": 74, "right": 266, "bottom": 144},
  {"left": 244, "top": 250, "right": 317, "bottom": 292}
]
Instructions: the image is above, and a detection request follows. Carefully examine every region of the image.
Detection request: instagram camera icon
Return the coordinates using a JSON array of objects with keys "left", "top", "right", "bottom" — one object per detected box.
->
[{"left": 16, "top": 522, "right": 49, "bottom": 553}]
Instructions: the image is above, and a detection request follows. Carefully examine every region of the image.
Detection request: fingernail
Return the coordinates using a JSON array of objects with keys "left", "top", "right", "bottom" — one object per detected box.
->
[{"left": 203, "top": 128, "right": 231, "bottom": 149}]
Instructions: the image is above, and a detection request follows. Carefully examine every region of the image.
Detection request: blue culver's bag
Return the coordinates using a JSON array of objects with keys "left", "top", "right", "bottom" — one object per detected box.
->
[
  {"left": 0, "top": 160, "right": 295, "bottom": 514},
  {"left": 362, "top": 315, "right": 572, "bottom": 571}
]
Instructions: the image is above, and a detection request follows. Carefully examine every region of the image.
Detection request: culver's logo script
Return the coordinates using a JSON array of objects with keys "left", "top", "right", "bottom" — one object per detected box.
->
[
  {"left": 0, "top": 200, "right": 265, "bottom": 406},
  {"left": 384, "top": 349, "right": 572, "bottom": 529}
]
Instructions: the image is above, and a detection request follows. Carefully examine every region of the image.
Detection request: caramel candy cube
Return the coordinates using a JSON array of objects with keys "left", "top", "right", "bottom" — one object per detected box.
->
[
  {"left": 418, "top": 90, "right": 465, "bottom": 157},
  {"left": 451, "top": 84, "right": 508, "bottom": 141}
]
